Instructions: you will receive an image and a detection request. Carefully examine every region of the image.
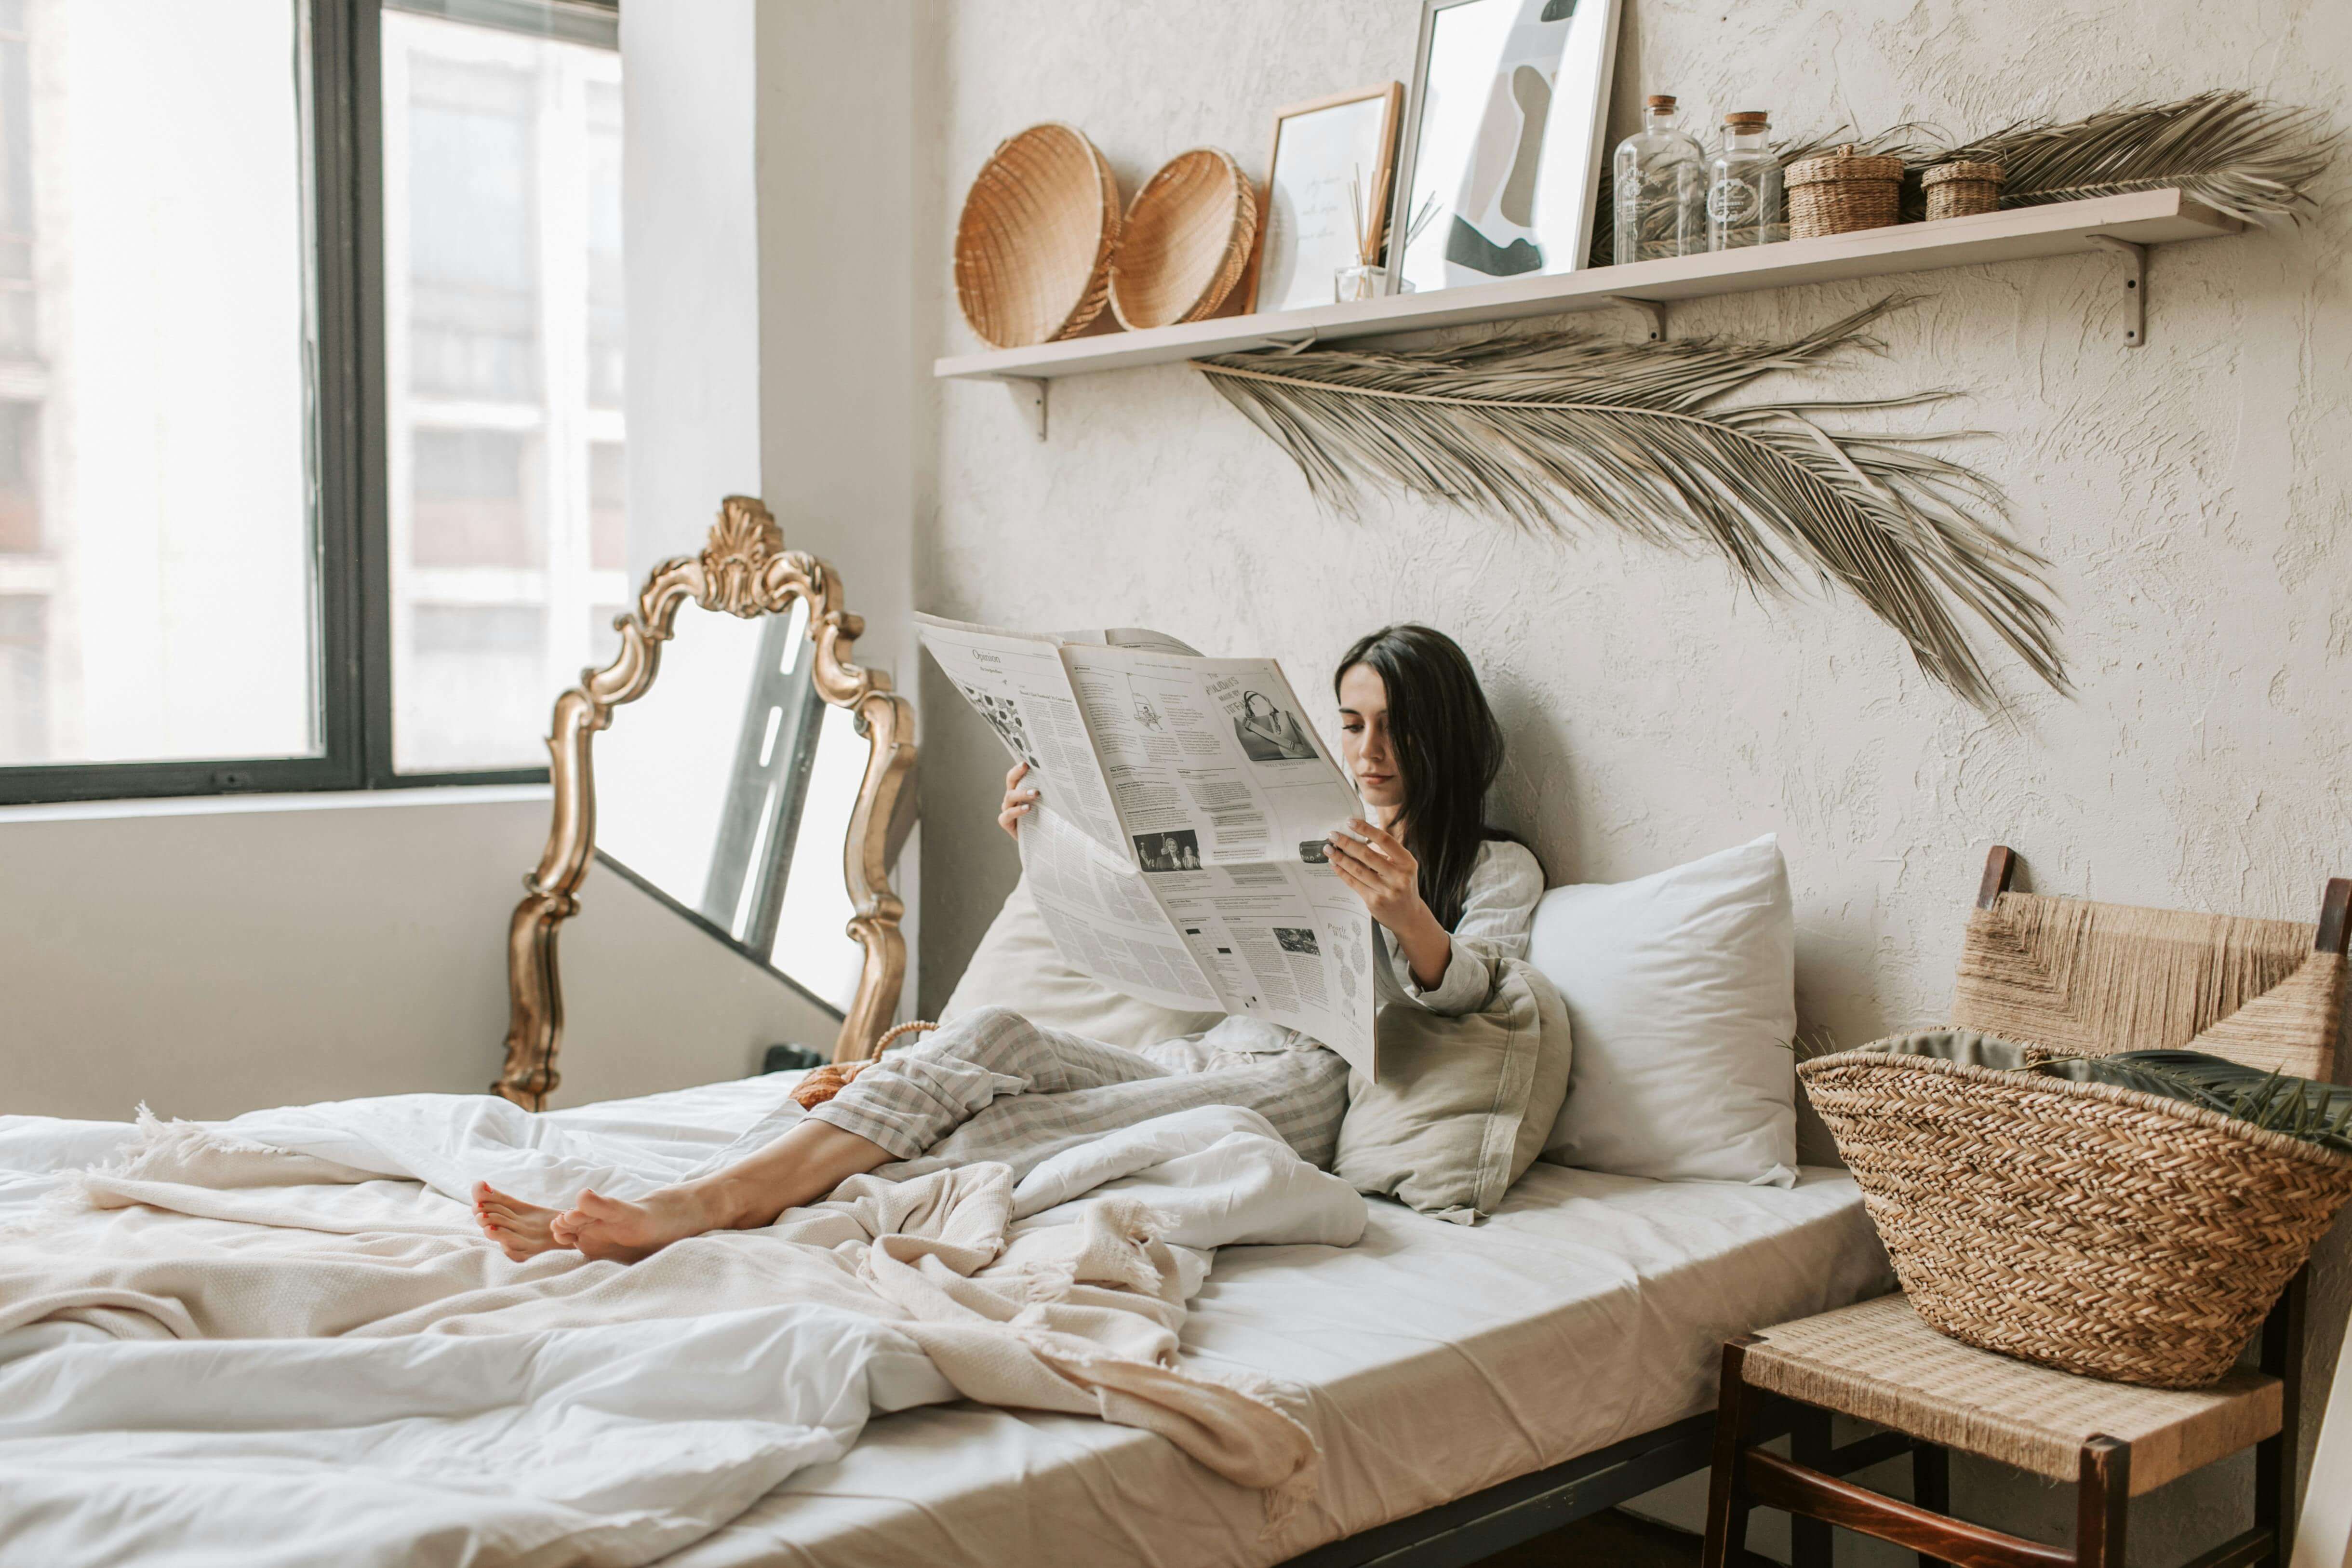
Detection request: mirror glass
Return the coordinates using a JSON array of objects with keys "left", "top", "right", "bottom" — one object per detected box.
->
[{"left": 594, "top": 600, "right": 870, "bottom": 1011}]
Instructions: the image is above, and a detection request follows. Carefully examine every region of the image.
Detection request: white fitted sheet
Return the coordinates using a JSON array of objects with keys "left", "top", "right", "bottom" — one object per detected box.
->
[{"left": 662, "top": 1163, "right": 1890, "bottom": 1568}]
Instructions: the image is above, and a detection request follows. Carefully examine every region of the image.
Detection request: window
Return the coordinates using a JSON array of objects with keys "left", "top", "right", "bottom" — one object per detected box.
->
[
  {"left": 385, "top": 5, "right": 625, "bottom": 772},
  {"left": 0, "top": 0, "right": 621, "bottom": 804}
]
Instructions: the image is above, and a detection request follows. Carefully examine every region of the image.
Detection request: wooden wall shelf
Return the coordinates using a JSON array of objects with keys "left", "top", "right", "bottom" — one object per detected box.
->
[{"left": 932, "top": 188, "right": 2241, "bottom": 437}]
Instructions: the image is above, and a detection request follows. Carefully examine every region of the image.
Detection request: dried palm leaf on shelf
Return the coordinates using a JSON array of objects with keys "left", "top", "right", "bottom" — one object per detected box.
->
[
  {"left": 1944, "top": 89, "right": 2337, "bottom": 225},
  {"left": 1192, "top": 298, "right": 2067, "bottom": 712}
]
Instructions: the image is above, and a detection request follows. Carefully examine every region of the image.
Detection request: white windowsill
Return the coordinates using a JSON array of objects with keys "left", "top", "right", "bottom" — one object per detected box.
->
[{"left": 0, "top": 781, "right": 553, "bottom": 826}]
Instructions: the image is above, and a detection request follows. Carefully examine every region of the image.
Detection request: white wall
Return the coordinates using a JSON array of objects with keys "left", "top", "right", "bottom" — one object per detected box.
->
[
  {"left": 749, "top": 0, "right": 941, "bottom": 1011},
  {"left": 0, "top": 790, "right": 840, "bottom": 1121},
  {"left": 619, "top": 0, "right": 761, "bottom": 577},
  {"left": 914, "top": 1, "right": 2352, "bottom": 1558}
]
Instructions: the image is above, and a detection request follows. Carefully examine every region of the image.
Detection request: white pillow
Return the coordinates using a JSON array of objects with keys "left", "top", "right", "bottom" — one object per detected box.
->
[
  {"left": 939, "top": 876, "right": 1227, "bottom": 1050},
  {"left": 1530, "top": 834, "right": 1797, "bottom": 1185}
]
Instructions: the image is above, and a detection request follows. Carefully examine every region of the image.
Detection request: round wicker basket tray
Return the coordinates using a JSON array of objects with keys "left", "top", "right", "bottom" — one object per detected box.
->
[
  {"left": 954, "top": 123, "right": 1122, "bottom": 349},
  {"left": 1801, "top": 1040, "right": 2352, "bottom": 1388},
  {"left": 1108, "top": 147, "right": 1259, "bottom": 331}
]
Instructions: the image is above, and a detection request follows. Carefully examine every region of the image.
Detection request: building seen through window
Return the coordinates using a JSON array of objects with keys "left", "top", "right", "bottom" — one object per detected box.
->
[{"left": 386, "top": 4, "right": 625, "bottom": 773}]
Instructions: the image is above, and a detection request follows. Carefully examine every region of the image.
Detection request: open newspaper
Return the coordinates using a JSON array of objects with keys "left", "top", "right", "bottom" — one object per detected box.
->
[{"left": 917, "top": 613, "right": 1380, "bottom": 1079}]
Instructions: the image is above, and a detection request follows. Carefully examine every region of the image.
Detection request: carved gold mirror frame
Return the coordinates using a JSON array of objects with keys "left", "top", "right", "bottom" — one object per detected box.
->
[{"left": 493, "top": 496, "right": 916, "bottom": 1110}]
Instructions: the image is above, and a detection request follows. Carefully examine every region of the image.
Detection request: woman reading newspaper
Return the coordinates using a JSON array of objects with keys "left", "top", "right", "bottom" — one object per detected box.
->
[{"left": 477, "top": 625, "right": 1543, "bottom": 1262}]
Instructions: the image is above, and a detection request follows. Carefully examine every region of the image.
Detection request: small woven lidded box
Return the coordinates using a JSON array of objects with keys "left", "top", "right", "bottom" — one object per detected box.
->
[
  {"left": 1922, "top": 160, "right": 2004, "bottom": 222},
  {"left": 1784, "top": 144, "right": 1905, "bottom": 239}
]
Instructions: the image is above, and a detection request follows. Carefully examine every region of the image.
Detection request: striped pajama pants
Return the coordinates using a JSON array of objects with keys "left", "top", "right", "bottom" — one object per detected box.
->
[{"left": 804, "top": 1006, "right": 1352, "bottom": 1177}]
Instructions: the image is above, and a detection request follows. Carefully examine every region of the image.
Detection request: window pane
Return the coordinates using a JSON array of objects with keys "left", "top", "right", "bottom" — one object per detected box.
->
[
  {"left": 0, "top": 590, "right": 44, "bottom": 763},
  {"left": 407, "top": 56, "right": 537, "bottom": 401},
  {"left": 0, "top": 401, "right": 37, "bottom": 553},
  {"left": 586, "top": 80, "right": 622, "bottom": 409},
  {"left": 385, "top": 6, "right": 622, "bottom": 773},
  {"left": 412, "top": 428, "right": 542, "bottom": 567},
  {"left": 0, "top": 0, "right": 317, "bottom": 769},
  {"left": 588, "top": 601, "right": 624, "bottom": 658},
  {"left": 588, "top": 438, "right": 623, "bottom": 569},
  {"left": 397, "top": 603, "right": 546, "bottom": 772}
]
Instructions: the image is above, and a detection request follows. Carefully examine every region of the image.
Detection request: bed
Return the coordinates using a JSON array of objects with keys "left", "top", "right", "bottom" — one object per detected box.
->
[
  {"left": 665, "top": 1146, "right": 1888, "bottom": 1568},
  {"left": 406, "top": 514, "right": 1885, "bottom": 1563},
  {"left": 0, "top": 1069, "right": 1885, "bottom": 1568}
]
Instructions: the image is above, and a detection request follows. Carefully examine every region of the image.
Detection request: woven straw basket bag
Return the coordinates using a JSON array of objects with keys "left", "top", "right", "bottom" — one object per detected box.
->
[{"left": 1802, "top": 858, "right": 2352, "bottom": 1390}]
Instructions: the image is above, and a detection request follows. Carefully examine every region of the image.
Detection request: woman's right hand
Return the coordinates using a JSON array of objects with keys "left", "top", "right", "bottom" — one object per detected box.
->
[{"left": 998, "top": 763, "right": 1039, "bottom": 840}]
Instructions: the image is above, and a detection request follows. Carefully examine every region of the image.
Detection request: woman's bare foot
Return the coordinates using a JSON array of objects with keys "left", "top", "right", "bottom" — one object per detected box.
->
[
  {"left": 547, "top": 1185, "right": 725, "bottom": 1263},
  {"left": 474, "top": 1181, "right": 569, "bottom": 1261}
]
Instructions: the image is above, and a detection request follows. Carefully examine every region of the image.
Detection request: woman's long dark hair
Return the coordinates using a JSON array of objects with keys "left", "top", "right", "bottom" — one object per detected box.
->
[{"left": 1333, "top": 624, "right": 1529, "bottom": 929}]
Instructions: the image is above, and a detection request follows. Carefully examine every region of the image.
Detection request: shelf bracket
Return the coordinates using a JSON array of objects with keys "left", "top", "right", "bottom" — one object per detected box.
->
[
  {"left": 1606, "top": 295, "right": 1670, "bottom": 343},
  {"left": 996, "top": 375, "right": 1049, "bottom": 440},
  {"left": 2086, "top": 236, "right": 2147, "bottom": 348}
]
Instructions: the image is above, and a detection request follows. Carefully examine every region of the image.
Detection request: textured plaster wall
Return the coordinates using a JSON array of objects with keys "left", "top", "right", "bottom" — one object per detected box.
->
[{"left": 916, "top": 2, "right": 2352, "bottom": 1558}]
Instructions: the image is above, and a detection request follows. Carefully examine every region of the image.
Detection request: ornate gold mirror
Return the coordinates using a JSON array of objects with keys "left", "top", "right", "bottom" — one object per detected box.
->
[{"left": 494, "top": 497, "right": 915, "bottom": 1110}]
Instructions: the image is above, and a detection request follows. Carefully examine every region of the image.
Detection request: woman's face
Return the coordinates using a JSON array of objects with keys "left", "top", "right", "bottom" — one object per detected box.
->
[{"left": 1336, "top": 663, "right": 1404, "bottom": 811}]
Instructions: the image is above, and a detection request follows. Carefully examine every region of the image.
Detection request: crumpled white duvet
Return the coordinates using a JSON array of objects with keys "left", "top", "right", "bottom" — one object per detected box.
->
[{"left": 0, "top": 1082, "right": 1366, "bottom": 1568}]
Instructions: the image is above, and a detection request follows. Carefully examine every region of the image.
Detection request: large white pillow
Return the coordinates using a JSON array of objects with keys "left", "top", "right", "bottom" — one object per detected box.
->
[
  {"left": 939, "top": 876, "right": 1227, "bottom": 1049},
  {"left": 1530, "top": 834, "right": 1797, "bottom": 1185}
]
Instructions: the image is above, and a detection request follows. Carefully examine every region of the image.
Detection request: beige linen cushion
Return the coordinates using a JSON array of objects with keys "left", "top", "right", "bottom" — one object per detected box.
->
[
  {"left": 1334, "top": 958, "right": 1573, "bottom": 1224},
  {"left": 940, "top": 876, "right": 1227, "bottom": 1049}
]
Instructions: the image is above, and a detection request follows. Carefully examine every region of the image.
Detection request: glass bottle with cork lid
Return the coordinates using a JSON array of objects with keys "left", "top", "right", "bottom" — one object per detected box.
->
[
  {"left": 1612, "top": 94, "right": 1706, "bottom": 264},
  {"left": 1707, "top": 110, "right": 1785, "bottom": 250}
]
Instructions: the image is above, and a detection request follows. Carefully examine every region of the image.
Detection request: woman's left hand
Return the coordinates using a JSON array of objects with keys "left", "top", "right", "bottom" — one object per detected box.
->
[
  {"left": 1327, "top": 818, "right": 1455, "bottom": 989},
  {"left": 1326, "top": 819, "right": 1428, "bottom": 932}
]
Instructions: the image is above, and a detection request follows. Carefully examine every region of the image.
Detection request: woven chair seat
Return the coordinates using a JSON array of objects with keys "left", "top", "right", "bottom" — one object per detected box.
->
[{"left": 1741, "top": 1295, "right": 2279, "bottom": 1495}]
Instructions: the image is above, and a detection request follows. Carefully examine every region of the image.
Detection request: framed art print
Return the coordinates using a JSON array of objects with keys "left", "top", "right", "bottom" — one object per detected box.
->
[
  {"left": 1248, "top": 82, "right": 1404, "bottom": 314},
  {"left": 1390, "top": 0, "right": 1621, "bottom": 296}
]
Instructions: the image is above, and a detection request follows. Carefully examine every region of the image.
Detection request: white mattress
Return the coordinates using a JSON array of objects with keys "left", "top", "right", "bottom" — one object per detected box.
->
[{"left": 662, "top": 1162, "right": 1890, "bottom": 1568}]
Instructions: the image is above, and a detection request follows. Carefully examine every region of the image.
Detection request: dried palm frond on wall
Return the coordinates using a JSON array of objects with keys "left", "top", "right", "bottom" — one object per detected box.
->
[
  {"left": 1585, "top": 90, "right": 2331, "bottom": 267},
  {"left": 1194, "top": 298, "right": 2067, "bottom": 712}
]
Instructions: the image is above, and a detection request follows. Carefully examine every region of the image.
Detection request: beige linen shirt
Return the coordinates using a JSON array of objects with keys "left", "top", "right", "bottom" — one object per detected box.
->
[{"left": 1372, "top": 838, "right": 1546, "bottom": 1017}]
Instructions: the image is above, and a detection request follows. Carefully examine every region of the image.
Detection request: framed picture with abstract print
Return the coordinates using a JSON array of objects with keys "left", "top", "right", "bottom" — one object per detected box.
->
[
  {"left": 1249, "top": 82, "right": 1405, "bottom": 314},
  {"left": 1391, "top": 0, "right": 1621, "bottom": 296}
]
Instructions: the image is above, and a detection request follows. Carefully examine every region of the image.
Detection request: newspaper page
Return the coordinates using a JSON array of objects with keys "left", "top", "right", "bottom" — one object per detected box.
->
[
  {"left": 912, "top": 615, "right": 1133, "bottom": 858},
  {"left": 918, "top": 615, "right": 1380, "bottom": 1078},
  {"left": 1014, "top": 804, "right": 1225, "bottom": 1013}
]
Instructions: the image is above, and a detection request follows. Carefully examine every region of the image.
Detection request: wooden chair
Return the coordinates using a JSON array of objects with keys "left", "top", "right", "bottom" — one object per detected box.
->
[{"left": 1701, "top": 845, "right": 2351, "bottom": 1568}]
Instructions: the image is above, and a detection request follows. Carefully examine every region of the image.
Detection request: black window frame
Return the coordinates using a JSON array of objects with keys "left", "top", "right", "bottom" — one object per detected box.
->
[{"left": 0, "top": 0, "right": 617, "bottom": 807}]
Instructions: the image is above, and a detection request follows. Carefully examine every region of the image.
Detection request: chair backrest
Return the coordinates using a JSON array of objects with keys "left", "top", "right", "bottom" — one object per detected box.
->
[{"left": 1949, "top": 846, "right": 2349, "bottom": 1083}]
